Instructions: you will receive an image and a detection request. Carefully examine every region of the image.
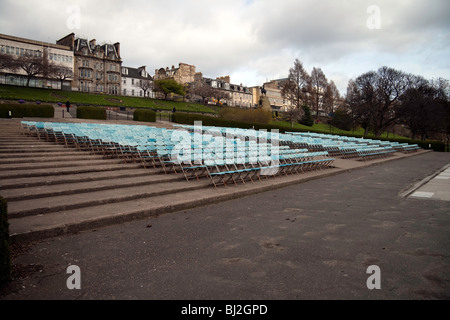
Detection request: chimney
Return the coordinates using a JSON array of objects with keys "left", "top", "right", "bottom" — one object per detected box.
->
[{"left": 113, "top": 42, "right": 120, "bottom": 58}]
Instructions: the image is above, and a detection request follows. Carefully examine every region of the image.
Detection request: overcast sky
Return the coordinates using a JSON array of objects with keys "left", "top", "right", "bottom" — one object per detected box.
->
[{"left": 1, "top": 0, "right": 449, "bottom": 94}]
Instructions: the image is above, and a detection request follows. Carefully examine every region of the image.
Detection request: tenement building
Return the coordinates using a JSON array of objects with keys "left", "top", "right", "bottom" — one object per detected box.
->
[
  {"left": 0, "top": 33, "right": 74, "bottom": 90},
  {"left": 203, "top": 76, "right": 253, "bottom": 108},
  {"left": 57, "top": 33, "right": 122, "bottom": 94}
]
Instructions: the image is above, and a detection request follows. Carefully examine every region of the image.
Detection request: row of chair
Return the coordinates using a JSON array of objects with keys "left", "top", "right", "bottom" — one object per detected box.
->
[
  {"left": 20, "top": 121, "right": 336, "bottom": 188},
  {"left": 174, "top": 124, "right": 420, "bottom": 160}
]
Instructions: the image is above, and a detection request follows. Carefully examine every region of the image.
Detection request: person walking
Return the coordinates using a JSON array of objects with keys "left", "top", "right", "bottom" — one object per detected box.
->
[{"left": 65, "top": 100, "right": 71, "bottom": 113}]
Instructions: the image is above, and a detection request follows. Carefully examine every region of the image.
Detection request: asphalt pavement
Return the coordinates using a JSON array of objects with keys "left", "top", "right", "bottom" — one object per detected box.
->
[{"left": 1, "top": 151, "right": 449, "bottom": 306}]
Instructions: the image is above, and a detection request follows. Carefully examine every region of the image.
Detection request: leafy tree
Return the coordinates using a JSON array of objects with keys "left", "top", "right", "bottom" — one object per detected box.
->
[
  {"left": 330, "top": 108, "right": 352, "bottom": 131},
  {"left": 154, "top": 79, "right": 186, "bottom": 100}
]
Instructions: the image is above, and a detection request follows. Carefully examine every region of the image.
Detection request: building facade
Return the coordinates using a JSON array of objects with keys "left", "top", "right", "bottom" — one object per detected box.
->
[
  {"left": 202, "top": 76, "right": 253, "bottom": 108},
  {"left": 121, "top": 65, "right": 154, "bottom": 98},
  {"left": 251, "top": 79, "right": 292, "bottom": 112},
  {"left": 57, "top": 33, "right": 122, "bottom": 94},
  {"left": 0, "top": 33, "right": 74, "bottom": 89},
  {"left": 154, "top": 62, "right": 198, "bottom": 85}
]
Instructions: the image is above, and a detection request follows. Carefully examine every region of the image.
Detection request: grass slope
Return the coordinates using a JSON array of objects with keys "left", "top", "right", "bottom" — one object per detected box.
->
[{"left": 0, "top": 84, "right": 216, "bottom": 113}]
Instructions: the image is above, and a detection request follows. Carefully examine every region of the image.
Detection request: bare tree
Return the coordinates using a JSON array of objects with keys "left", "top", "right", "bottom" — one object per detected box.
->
[
  {"left": 346, "top": 66, "right": 408, "bottom": 137},
  {"left": 309, "top": 67, "right": 328, "bottom": 120},
  {"left": 323, "top": 80, "right": 340, "bottom": 115},
  {"left": 48, "top": 63, "right": 73, "bottom": 89},
  {"left": 397, "top": 76, "right": 449, "bottom": 140},
  {"left": 135, "top": 79, "right": 153, "bottom": 98},
  {"left": 211, "top": 88, "right": 230, "bottom": 106},
  {"left": 282, "top": 59, "right": 310, "bottom": 113},
  {"left": 0, "top": 52, "right": 17, "bottom": 83},
  {"left": 188, "top": 81, "right": 215, "bottom": 104},
  {"left": 0, "top": 52, "right": 17, "bottom": 71},
  {"left": 344, "top": 73, "right": 378, "bottom": 136},
  {"left": 12, "top": 53, "right": 44, "bottom": 87}
]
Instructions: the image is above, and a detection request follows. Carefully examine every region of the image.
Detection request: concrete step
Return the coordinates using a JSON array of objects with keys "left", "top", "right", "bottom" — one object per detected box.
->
[
  {"left": 8, "top": 184, "right": 218, "bottom": 243},
  {"left": 1, "top": 172, "right": 183, "bottom": 201},
  {"left": 0, "top": 151, "right": 92, "bottom": 159},
  {"left": 0, "top": 146, "right": 75, "bottom": 153},
  {"left": 0, "top": 168, "right": 160, "bottom": 189},
  {"left": 7, "top": 179, "right": 208, "bottom": 218},
  {"left": 0, "top": 154, "right": 104, "bottom": 164},
  {"left": 0, "top": 162, "right": 143, "bottom": 179},
  {"left": 6, "top": 177, "right": 290, "bottom": 243},
  {"left": 0, "top": 158, "right": 125, "bottom": 171}
]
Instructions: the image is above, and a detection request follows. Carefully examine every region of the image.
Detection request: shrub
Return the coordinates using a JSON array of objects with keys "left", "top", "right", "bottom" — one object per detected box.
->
[
  {"left": 0, "top": 196, "right": 11, "bottom": 284},
  {"left": 0, "top": 104, "right": 54, "bottom": 118},
  {"left": 218, "top": 107, "right": 272, "bottom": 124},
  {"left": 133, "top": 108, "right": 156, "bottom": 122},
  {"left": 330, "top": 109, "right": 353, "bottom": 131},
  {"left": 76, "top": 106, "right": 107, "bottom": 120},
  {"left": 171, "top": 113, "right": 446, "bottom": 152},
  {"left": 299, "top": 105, "right": 314, "bottom": 126}
]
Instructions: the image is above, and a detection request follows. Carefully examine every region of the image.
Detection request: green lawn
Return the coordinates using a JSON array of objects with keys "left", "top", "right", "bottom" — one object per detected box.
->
[
  {"left": 0, "top": 84, "right": 406, "bottom": 139},
  {"left": 273, "top": 120, "right": 408, "bottom": 139},
  {"left": 0, "top": 84, "right": 216, "bottom": 113}
]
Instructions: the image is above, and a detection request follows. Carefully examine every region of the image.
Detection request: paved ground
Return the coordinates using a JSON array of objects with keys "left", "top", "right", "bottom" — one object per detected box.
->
[{"left": 1, "top": 151, "right": 449, "bottom": 305}]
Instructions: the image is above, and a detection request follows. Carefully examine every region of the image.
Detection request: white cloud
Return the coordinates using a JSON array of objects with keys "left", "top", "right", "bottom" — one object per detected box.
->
[{"left": 0, "top": 0, "right": 449, "bottom": 96}]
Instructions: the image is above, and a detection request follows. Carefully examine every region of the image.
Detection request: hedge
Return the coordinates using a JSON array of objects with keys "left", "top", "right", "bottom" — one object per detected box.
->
[
  {"left": 172, "top": 112, "right": 446, "bottom": 152},
  {"left": 133, "top": 108, "right": 156, "bottom": 123},
  {"left": 0, "top": 196, "right": 11, "bottom": 284},
  {"left": 76, "top": 106, "right": 107, "bottom": 120},
  {"left": 0, "top": 104, "right": 54, "bottom": 118}
]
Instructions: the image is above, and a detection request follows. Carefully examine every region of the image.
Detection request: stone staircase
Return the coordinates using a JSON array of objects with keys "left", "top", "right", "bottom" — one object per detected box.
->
[{"left": 0, "top": 119, "right": 210, "bottom": 243}]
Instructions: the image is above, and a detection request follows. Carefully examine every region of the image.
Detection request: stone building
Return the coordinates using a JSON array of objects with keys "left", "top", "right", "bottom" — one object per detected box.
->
[
  {"left": 57, "top": 33, "right": 122, "bottom": 94},
  {"left": 251, "top": 79, "right": 292, "bottom": 112},
  {"left": 0, "top": 33, "right": 74, "bottom": 89},
  {"left": 201, "top": 76, "right": 253, "bottom": 108},
  {"left": 154, "top": 62, "right": 198, "bottom": 85}
]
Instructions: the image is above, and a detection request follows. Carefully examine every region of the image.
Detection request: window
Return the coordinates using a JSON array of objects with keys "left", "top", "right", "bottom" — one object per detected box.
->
[
  {"left": 131, "top": 79, "right": 134, "bottom": 85},
  {"left": 123, "top": 89, "right": 127, "bottom": 95}
]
